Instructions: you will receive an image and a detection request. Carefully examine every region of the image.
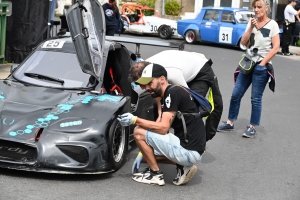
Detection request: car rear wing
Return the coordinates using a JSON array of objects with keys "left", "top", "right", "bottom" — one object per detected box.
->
[{"left": 105, "top": 36, "right": 185, "bottom": 59}]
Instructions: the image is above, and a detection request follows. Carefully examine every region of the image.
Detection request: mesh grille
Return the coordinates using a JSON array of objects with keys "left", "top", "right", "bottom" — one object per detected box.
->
[
  {"left": 57, "top": 145, "right": 89, "bottom": 164},
  {"left": 0, "top": 140, "right": 37, "bottom": 162}
]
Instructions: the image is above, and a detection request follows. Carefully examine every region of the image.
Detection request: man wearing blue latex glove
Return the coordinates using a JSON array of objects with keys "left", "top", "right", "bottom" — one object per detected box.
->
[
  {"left": 131, "top": 151, "right": 143, "bottom": 173},
  {"left": 118, "top": 63, "right": 206, "bottom": 186}
]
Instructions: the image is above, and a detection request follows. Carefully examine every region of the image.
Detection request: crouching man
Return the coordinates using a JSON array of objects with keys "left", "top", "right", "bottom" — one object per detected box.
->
[{"left": 117, "top": 63, "right": 206, "bottom": 186}]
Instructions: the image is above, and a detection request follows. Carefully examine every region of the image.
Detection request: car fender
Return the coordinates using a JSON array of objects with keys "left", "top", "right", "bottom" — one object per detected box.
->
[
  {"left": 235, "top": 27, "right": 246, "bottom": 46},
  {"left": 183, "top": 24, "right": 201, "bottom": 41}
]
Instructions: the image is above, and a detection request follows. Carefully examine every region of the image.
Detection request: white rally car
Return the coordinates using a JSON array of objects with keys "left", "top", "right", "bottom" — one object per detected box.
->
[{"left": 120, "top": 3, "right": 181, "bottom": 39}]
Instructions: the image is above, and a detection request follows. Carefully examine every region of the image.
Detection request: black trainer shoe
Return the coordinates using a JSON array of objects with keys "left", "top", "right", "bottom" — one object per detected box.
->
[
  {"left": 132, "top": 168, "right": 165, "bottom": 186},
  {"left": 281, "top": 52, "right": 290, "bottom": 56},
  {"left": 172, "top": 164, "right": 198, "bottom": 186}
]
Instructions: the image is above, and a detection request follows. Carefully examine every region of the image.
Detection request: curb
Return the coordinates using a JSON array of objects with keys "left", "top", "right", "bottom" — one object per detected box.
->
[{"left": 0, "top": 64, "right": 13, "bottom": 68}]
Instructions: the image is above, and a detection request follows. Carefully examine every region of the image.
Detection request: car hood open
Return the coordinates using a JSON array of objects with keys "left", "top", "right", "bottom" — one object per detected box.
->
[{"left": 66, "top": 0, "right": 105, "bottom": 82}]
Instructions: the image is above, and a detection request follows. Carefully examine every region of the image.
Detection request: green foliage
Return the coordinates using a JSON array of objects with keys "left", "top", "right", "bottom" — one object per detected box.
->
[
  {"left": 165, "top": 0, "right": 180, "bottom": 16},
  {"left": 137, "top": 0, "right": 155, "bottom": 16}
]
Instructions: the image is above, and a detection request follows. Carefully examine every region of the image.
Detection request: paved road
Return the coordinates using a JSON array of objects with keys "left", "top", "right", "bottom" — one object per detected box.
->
[{"left": 0, "top": 35, "right": 299, "bottom": 200}]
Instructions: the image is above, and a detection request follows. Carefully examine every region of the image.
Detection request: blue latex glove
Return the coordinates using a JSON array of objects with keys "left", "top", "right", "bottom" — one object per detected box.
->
[
  {"left": 132, "top": 151, "right": 143, "bottom": 174},
  {"left": 117, "top": 113, "right": 137, "bottom": 126}
]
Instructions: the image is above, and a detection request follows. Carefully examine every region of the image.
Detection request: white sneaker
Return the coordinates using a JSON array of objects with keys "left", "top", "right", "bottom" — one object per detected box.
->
[
  {"left": 172, "top": 165, "right": 198, "bottom": 185},
  {"left": 132, "top": 168, "right": 165, "bottom": 186}
]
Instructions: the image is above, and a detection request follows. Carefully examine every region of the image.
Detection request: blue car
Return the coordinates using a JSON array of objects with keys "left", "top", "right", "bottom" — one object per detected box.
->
[{"left": 177, "top": 7, "right": 254, "bottom": 49}]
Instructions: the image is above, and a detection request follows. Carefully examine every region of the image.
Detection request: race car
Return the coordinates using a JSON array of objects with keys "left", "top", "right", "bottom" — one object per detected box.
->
[
  {"left": 120, "top": 3, "right": 181, "bottom": 39},
  {"left": 0, "top": 0, "right": 183, "bottom": 174},
  {"left": 177, "top": 7, "right": 254, "bottom": 49}
]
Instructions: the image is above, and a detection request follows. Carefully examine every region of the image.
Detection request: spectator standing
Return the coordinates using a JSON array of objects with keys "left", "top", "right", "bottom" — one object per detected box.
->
[
  {"left": 217, "top": 0, "right": 280, "bottom": 138},
  {"left": 281, "top": 0, "right": 300, "bottom": 55},
  {"left": 102, "top": 0, "right": 120, "bottom": 36}
]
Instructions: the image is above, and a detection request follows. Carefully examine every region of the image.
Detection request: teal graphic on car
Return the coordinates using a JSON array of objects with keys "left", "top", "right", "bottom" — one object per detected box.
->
[{"left": 8, "top": 94, "right": 122, "bottom": 137}]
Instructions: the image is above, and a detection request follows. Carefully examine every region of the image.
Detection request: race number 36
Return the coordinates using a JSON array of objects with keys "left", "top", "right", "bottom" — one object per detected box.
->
[
  {"left": 42, "top": 40, "right": 66, "bottom": 48},
  {"left": 219, "top": 27, "right": 233, "bottom": 44}
]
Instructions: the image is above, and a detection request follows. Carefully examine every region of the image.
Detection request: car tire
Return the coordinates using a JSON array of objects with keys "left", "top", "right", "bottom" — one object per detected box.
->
[
  {"left": 108, "top": 118, "right": 128, "bottom": 170},
  {"left": 184, "top": 30, "right": 196, "bottom": 44},
  {"left": 158, "top": 25, "right": 172, "bottom": 39}
]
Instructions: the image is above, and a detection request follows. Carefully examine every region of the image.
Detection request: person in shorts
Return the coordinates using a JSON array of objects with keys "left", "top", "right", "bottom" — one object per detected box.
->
[{"left": 118, "top": 63, "right": 206, "bottom": 186}]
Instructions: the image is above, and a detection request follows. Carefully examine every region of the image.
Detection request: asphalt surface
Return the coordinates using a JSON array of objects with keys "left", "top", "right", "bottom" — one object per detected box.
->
[{"left": 0, "top": 34, "right": 300, "bottom": 200}]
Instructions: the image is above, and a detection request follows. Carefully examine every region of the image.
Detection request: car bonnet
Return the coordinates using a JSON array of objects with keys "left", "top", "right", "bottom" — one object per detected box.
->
[{"left": 66, "top": 0, "right": 105, "bottom": 82}]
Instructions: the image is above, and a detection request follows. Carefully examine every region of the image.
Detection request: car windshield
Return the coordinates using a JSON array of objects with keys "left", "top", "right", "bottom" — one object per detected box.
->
[
  {"left": 235, "top": 11, "right": 254, "bottom": 24},
  {"left": 13, "top": 50, "right": 91, "bottom": 89}
]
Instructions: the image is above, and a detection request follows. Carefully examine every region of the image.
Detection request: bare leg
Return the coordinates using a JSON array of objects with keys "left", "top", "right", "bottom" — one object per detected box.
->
[
  {"left": 134, "top": 126, "right": 160, "bottom": 171},
  {"left": 141, "top": 156, "right": 176, "bottom": 165}
]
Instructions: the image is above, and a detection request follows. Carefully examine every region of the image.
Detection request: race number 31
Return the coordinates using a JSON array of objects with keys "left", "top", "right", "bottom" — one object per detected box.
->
[{"left": 219, "top": 27, "right": 233, "bottom": 44}]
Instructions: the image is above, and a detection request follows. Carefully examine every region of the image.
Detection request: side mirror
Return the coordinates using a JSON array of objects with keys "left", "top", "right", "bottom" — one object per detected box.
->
[
  {"left": 10, "top": 64, "right": 19, "bottom": 73},
  {"left": 232, "top": 20, "right": 236, "bottom": 24}
]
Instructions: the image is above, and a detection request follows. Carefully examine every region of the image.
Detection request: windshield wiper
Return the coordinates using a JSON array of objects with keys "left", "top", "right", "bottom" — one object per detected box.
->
[{"left": 24, "top": 72, "right": 65, "bottom": 85}]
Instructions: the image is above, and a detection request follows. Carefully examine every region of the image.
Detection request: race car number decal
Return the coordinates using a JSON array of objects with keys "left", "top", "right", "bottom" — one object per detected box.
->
[
  {"left": 219, "top": 27, "right": 233, "bottom": 44},
  {"left": 150, "top": 25, "right": 158, "bottom": 32},
  {"left": 42, "top": 40, "right": 66, "bottom": 48}
]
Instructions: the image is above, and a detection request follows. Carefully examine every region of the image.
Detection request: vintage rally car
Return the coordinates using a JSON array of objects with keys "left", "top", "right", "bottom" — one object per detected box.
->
[
  {"left": 120, "top": 3, "right": 181, "bottom": 39},
  {"left": 0, "top": 0, "right": 183, "bottom": 174},
  {"left": 177, "top": 7, "right": 254, "bottom": 49}
]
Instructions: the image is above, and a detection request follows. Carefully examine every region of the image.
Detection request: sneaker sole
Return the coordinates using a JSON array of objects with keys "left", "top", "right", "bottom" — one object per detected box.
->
[
  {"left": 217, "top": 129, "right": 234, "bottom": 132},
  {"left": 132, "top": 177, "right": 165, "bottom": 186},
  {"left": 242, "top": 133, "right": 255, "bottom": 138},
  {"left": 173, "top": 165, "right": 198, "bottom": 186}
]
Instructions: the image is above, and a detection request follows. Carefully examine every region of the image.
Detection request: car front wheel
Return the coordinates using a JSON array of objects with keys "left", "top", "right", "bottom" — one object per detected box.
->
[
  {"left": 184, "top": 30, "right": 196, "bottom": 44},
  {"left": 108, "top": 118, "right": 128, "bottom": 170},
  {"left": 158, "top": 25, "right": 173, "bottom": 39}
]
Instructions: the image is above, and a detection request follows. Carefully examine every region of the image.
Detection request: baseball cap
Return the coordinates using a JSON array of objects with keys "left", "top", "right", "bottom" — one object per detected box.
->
[{"left": 135, "top": 63, "right": 167, "bottom": 85}]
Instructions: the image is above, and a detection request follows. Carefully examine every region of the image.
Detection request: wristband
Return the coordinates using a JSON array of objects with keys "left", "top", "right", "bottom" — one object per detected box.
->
[{"left": 132, "top": 116, "right": 137, "bottom": 125}]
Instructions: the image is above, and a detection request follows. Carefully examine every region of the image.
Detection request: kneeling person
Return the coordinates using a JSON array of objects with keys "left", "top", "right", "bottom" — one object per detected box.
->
[{"left": 118, "top": 63, "right": 206, "bottom": 186}]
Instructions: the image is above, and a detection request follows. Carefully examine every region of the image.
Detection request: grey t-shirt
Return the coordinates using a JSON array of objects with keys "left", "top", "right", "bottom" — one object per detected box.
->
[{"left": 246, "top": 19, "right": 280, "bottom": 64}]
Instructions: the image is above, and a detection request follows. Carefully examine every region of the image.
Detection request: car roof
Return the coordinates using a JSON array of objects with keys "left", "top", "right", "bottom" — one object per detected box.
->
[{"left": 202, "top": 7, "right": 251, "bottom": 12}]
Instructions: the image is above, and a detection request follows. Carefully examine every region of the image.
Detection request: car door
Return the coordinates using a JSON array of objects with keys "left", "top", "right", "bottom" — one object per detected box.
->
[
  {"left": 218, "top": 10, "right": 237, "bottom": 45},
  {"left": 66, "top": 0, "right": 105, "bottom": 82},
  {"left": 200, "top": 9, "right": 220, "bottom": 43}
]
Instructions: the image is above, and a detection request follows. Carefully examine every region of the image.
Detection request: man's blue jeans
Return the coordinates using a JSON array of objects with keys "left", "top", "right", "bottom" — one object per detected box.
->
[{"left": 228, "top": 64, "right": 269, "bottom": 126}]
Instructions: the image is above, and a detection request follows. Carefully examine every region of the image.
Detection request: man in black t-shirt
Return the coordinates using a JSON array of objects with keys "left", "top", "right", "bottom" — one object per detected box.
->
[{"left": 118, "top": 63, "right": 206, "bottom": 186}]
